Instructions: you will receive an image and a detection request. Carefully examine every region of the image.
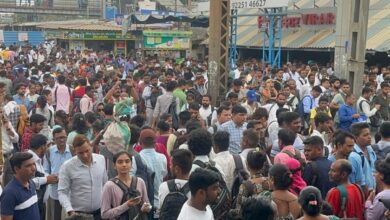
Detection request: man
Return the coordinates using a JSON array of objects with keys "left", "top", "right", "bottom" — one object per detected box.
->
[
  {"left": 350, "top": 122, "right": 376, "bottom": 192},
  {"left": 186, "top": 80, "right": 202, "bottom": 104},
  {"left": 373, "top": 121, "right": 390, "bottom": 160},
  {"left": 373, "top": 82, "right": 390, "bottom": 121},
  {"left": 283, "top": 84, "right": 299, "bottom": 111},
  {"left": 226, "top": 79, "right": 246, "bottom": 102},
  {"left": 0, "top": 70, "right": 12, "bottom": 94},
  {"left": 58, "top": 134, "right": 108, "bottom": 220},
  {"left": 80, "top": 86, "right": 94, "bottom": 114},
  {"left": 208, "top": 105, "right": 231, "bottom": 135},
  {"left": 44, "top": 127, "right": 73, "bottom": 220},
  {"left": 338, "top": 94, "right": 360, "bottom": 132},
  {"left": 295, "top": 68, "right": 308, "bottom": 90},
  {"left": 330, "top": 81, "right": 351, "bottom": 122},
  {"left": 21, "top": 114, "right": 46, "bottom": 152},
  {"left": 357, "top": 86, "right": 380, "bottom": 126},
  {"left": 242, "top": 90, "right": 261, "bottom": 117},
  {"left": 265, "top": 92, "right": 292, "bottom": 124},
  {"left": 300, "top": 72, "right": 315, "bottom": 98},
  {"left": 13, "top": 83, "right": 32, "bottom": 112},
  {"left": 274, "top": 128, "right": 306, "bottom": 164},
  {"left": 152, "top": 81, "right": 180, "bottom": 128},
  {"left": 54, "top": 75, "right": 72, "bottom": 114},
  {"left": 312, "top": 112, "right": 333, "bottom": 154},
  {"left": 177, "top": 168, "right": 220, "bottom": 220},
  {"left": 1, "top": 108, "right": 19, "bottom": 187},
  {"left": 195, "top": 75, "right": 207, "bottom": 96},
  {"left": 28, "top": 134, "right": 58, "bottom": 220},
  {"left": 0, "top": 152, "right": 40, "bottom": 220},
  {"left": 213, "top": 131, "right": 246, "bottom": 191},
  {"left": 309, "top": 96, "right": 332, "bottom": 134},
  {"left": 138, "top": 128, "right": 167, "bottom": 213},
  {"left": 302, "top": 136, "right": 335, "bottom": 198},
  {"left": 143, "top": 75, "right": 162, "bottom": 126},
  {"left": 158, "top": 149, "right": 192, "bottom": 208},
  {"left": 199, "top": 95, "right": 214, "bottom": 127},
  {"left": 220, "top": 105, "right": 248, "bottom": 154},
  {"left": 326, "top": 159, "right": 364, "bottom": 220},
  {"left": 173, "top": 78, "right": 187, "bottom": 111},
  {"left": 301, "top": 85, "right": 322, "bottom": 129}
]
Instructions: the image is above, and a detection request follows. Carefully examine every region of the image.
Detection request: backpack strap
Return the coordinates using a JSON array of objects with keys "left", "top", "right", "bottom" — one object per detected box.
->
[
  {"left": 110, "top": 177, "right": 130, "bottom": 204},
  {"left": 354, "top": 150, "right": 365, "bottom": 169},
  {"left": 193, "top": 160, "right": 207, "bottom": 168},
  {"left": 243, "top": 180, "right": 255, "bottom": 197},
  {"left": 336, "top": 184, "right": 348, "bottom": 218},
  {"left": 130, "top": 176, "right": 138, "bottom": 191},
  {"left": 232, "top": 154, "right": 244, "bottom": 172},
  {"left": 309, "top": 161, "right": 318, "bottom": 186},
  {"left": 167, "top": 179, "right": 179, "bottom": 192},
  {"left": 134, "top": 154, "right": 145, "bottom": 175}
]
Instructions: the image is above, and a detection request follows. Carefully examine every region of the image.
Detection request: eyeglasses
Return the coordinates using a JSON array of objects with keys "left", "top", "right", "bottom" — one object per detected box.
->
[{"left": 97, "top": 109, "right": 104, "bottom": 112}]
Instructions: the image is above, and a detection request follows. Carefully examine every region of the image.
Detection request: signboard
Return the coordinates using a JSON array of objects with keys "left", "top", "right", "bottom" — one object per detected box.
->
[
  {"left": 0, "top": 30, "right": 4, "bottom": 43},
  {"left": 138, "top": 0, "right": 156, "bottom": 11},
  {"left": 64, "top": 31, "right": 136, "bottom": 40},
  {"left": 143, "top": 36, "right": 190, "bottom": 49},
  {"left": 115, "top": 14, "right": 124, "bottom": 25},
  {"left": 44, "top": 30, "right": 64, "bottom": 39},
  {"left": 231, "top": 0, "right": 289, "bottom": 9},
  {"left": 18, "top": 32, "right": 28, "bottom": 41}
]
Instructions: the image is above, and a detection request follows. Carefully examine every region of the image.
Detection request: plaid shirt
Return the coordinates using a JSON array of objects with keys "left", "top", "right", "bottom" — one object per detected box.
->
[
  {"left": 220, "top": 120, "right": 248, "bottom": 154},
  {"left": 7, "top": 106, "right": 20, "bottom": 131}
]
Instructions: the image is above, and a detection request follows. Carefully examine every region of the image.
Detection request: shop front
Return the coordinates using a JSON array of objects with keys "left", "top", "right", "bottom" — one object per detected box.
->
[{"left": 143, "top": 30, "right": 192, "bottom": 59}]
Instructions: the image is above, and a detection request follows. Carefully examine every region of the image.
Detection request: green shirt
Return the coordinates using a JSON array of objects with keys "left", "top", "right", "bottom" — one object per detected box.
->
[{"left": 173, "top": 88, "right": 187, "bottom": 110}]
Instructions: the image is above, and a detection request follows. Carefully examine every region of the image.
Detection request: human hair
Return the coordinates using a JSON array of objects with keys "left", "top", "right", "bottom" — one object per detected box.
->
[
  {"left": 381, "top": 82, "right": 390, "bottom": 89},
  {"left": 157, "top": 120, "right": 170, "bottom": 132},
  {"left": 10, "top": 152, "right": 33, "bottom": 173},
  {"left": 320, "top": 78, "right": 329, "bottom": 85},
  {"left": 58, "top": 74, "right": 66, "bottom": 84},
  {"left": 375, "top": 157, "right": 390, "bottom": 185},
  {"left": 188, "top": 128, "right": 212, "bottom": 156},
  {"left": 251, "top": 107, "right": 268, "bottom": 120},
  {"left": 92, "top": 120, "right": 105, "bottom": 133},
  {"left": 380, "top": 122, "right": 390, "bottom": 139},
  {"left": 72, "top": 134, "right": 90, "bottom": 148},
  {"left": 202, "top": 94, "right": 211, "bottom": 101},
  {"left": 85, "top": 112, "right": 98, "bottom": 125},
  {"left": 29, "top": 134, "right": 48, "bottom": 150},
  {"left": 177, "top": 78, "right": 186, "bottom": 87},
  {"left": 166, "top": 80, "right": 177, "bottom": 92},
  {"left": 233, "top": 79, "right": 242, "bottom": 86},
  {"left": 312, "top": 85, "right": 322, "bottom": 93},
  {"left": 188, "top": 102, "right": 200, "bottom": 111},
  {"left": 71, "top": 113, "right": 88, "bottom": 134},
  {"left": 321, "top": 201, "right": 334, "bottom": 215},
  {"left": 350, "top": 122, "right": 370, "bottom": 137},
  {"left": 318, "top": 96, "right": 329, "bottom": 103},
  {"left": 283, "top": 112, "right": 300, "bottom": 125},
  {"left": 232, "top": 104, "right": 247, "bottom": 115},
  {"left": 36, "top": 95, "right": 47, "bottom": 109},
  {"left": 276, "top": 109, "right": 290, "bottom": 125},
  {"left": 186, "top": 120, "right": 202, "bottom": 134},
  {"left": 247, "top": 149, "right": 267, "bottom": 171},
  {"left": 171, "top": 149, "right": 193, "bottom": 175},
  {"left": 104, "top": 103, "right": 114, "bottom": 115},
  {"left": 85, "top": 85, "right": 93, "bottom": 93},
  {"left": 299, "top": 186, "right": 323, "bottom": 217},
  {"left": 14, "top": 83, "right": 26, "bottom": 91},
  {"left": 179, "top": 111, "right": 191, "bottom": 126},
  {"left": 129, "top": 125, "right": 141, "bottom": 145},
  {"left": 338, "top": 159, "right": 353, "bottom": 176},
  {"left": 213, "top": 131, "right": 230, "bottom": 152},
  {"left": 188, "top": 168, "right": 220, "bottom": 196},
  {"left": 52, "top": 126, "right": 65, "bottom": 137},
  {"left": 362, "top": 86, "right": 372, "bottom": 95},
  {"left": 278, "top": 128, "right": 296, "bottom": 146},
  {"left": 303, "top": 136, "right": 324, "bottom": 149},
  {"left": 241, "top": 197, "right": 276, "bottom": 220},
  {"left": 243, "top": 129, "right": 260, "bottom": 148},
  {"left": 30, "top": 113, "right": 47, "bottom": 124},
  {"left": 227, "top": 92, "right": 239, "bottom": 99},
  {"left": 217, "top": 105, "right": 231, "bottom": 116},
  {"left": 41, "top": 89, "right": 51, "bottom": 97},
  {"left": 113, "top": 151, "right": 132, "bottom": 164},
  {"left": 130, "top": 115, "right": 145, "bottom": 128},
  {"left": 333, "top": 130, "right": 355, "bottom": 147},
  {"left": 247, "top": 120, "right": 261, "bottom": 129},
  {"left": 314, "top": 112, "right": 331, "bottom": 127},
  {"left": 269, "top": 164, "right": 293, "bottom": 190}
]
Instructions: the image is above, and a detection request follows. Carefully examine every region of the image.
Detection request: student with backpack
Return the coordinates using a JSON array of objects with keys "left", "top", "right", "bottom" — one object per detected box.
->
[
  {"left": 372, "top": 122, "right": 390, "bottom": 161},
  {"left": 326, "top": 159, "right": 364, "bottom": 220},
  {"left": 101, "top": 151, "right": 151, "bottom": 220},
  {"left": 159, "top": 149, "right": 192, "bottom": 220},
  {"left": 274, "top": 128, "right": 306, "bottom": 165},
  {"left": 177, "top": 168, "right": 220, "bottom": 220}
]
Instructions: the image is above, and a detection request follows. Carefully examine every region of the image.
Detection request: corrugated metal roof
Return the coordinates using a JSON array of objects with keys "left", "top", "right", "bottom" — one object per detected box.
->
[
  {"left": 236, "top": 0, "right": 390, "bottom": 51},
  {"left": 17, "top": 19, "right": 122, "bottom": 31}
]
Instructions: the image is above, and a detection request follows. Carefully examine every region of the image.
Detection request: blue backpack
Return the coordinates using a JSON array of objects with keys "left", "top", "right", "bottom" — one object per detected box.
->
[{"left": 296, "top": 95, "right": 313, "bottom": 125}]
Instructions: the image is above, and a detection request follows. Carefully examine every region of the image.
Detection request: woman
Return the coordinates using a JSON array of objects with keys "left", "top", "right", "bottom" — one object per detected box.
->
[
  {"left": 365, "top": 157, "right": 390, "bottom": 220},
  {"left": 54, "top": 110, "right": 70, "bottom": 133},
  {"left": 101, "top": 151, "right": 151, "bottom": 220},
  {"left": 32, "top": 95, "right": 54, "bottom": 141},
  {"left": 285, "top": 158, "right": 307, "bottom": 196},
  {"left": 156, "top": 120, "right": 170, "bottom": 149},
  {"left": 298, "top": 186, "right": 338, "bottom": 220},
  {"left": 233, "top": 148, "right": 271, "bottom": 213},
  {"left": 67, "top": 113, "right": 93, "bottom": 145},
  {"left": 269, "top": 163, "right": 301, "bottom": 220}
]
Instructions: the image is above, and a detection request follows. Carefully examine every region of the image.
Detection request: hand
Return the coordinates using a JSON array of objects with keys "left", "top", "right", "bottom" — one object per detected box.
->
[
  {"left": 375, "top": 104, "right": 381, "bottom": 110},
  {"left": 141, "top": 202, "right": 151, "bottom": 212},
  {"left": 127, "top": 196, "right": 142, "bottom": 207},
  {"left": 367, "top": 190, "right": 375, "bottom": 203},
  {"left": 114, "top": 81, "right": 121, "bottom": 88},
  {"left": 385, "top": 210, "right": 390, "bottom": 220},
  {"left": 46, "top": 175, "right": 59, "bottom": 184},
  {"left": 67, "top": 211, "right": 76, "bottom": 216},
  {"left": 352, "top": 114, "right": 360, "bottom": 119}
]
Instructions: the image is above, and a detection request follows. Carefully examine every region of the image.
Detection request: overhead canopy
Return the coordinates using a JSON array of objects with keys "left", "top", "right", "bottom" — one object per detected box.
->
[{"left": 130, "top": 14, "right": 209, "bottom": 27}]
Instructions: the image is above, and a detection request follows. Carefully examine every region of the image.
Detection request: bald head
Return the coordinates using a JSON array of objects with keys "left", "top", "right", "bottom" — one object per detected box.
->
[{"left": 329, "top": 159, "right": 352, "bottom": 184}]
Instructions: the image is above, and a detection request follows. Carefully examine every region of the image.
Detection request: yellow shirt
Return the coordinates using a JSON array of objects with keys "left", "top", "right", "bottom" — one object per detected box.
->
[{"left": 309, "top": 107, "right": 332, "bottom": 133}]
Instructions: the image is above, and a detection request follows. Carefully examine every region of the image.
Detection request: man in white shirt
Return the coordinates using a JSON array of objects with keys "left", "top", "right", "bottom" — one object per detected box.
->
[
  {"left": 199, "top": 95, "right": 214, "bottom": 127},
  {"left": 357, "top": 86, "right": 380, "bottom": 125},
  {"left": 300, "top": 73, "right": 315, "bottom": 98},
  {"left": 28, "top": 134, "right": 59, "bottom": 219},
  {"left": 311, "top": 112, "right": 334, "bottom": 155},
  {"left": 264, "top": 93, "right": 292, "bottom": 124},
  {"left": 295, "top": 69, "right": 308, "bottom": 90},
  {"left": 80, "top": 86, "right": 94, "bottom": 114},
  {"left": 177, "top": 168, "right": 219, "bottom": 220}
]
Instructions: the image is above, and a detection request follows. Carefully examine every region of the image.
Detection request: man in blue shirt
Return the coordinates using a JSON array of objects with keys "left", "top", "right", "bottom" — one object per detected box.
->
[
  {"left": 338, "top": 93, "right": 360, "bottom": 131},
  {"left": 301, "top": 85, "right": 322, "bottom": 128},
  {"left": 1, "top": 152, "right": 40, "bottom": 220},
  {"left": 220, "top": 105, "right": 248, "bottom": 154},
  {"left": 12, "top": 83, "right": 32, "bottom": 112},
  {"left": 350, "top": 122, "right": 376, "bottom": 192}
]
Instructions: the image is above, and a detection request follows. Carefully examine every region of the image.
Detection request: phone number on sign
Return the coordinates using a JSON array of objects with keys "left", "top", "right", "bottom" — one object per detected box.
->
[{"left": 231, "top": 0, "right": 266, "bottom": 9}]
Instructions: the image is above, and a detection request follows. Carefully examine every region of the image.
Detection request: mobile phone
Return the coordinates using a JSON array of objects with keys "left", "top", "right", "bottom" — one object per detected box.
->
[{"left": 130, "top": 196, "right": 142, "bottom": 201}]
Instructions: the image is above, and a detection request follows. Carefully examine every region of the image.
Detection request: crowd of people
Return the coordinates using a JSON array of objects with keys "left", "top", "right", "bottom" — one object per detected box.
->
[{"left": 1, "top": 43, "right": 390, "bottom": 220}]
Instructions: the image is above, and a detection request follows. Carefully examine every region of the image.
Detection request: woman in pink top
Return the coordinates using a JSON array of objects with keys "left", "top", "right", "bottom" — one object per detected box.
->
[{"left": 101, "top": 151, "right": 151, "bottom": 219}]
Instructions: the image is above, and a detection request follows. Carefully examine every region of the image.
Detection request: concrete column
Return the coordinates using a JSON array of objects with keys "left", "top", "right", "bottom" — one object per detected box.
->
[{"left": 334, "top": 0, "right": 370, "bottom": 94}]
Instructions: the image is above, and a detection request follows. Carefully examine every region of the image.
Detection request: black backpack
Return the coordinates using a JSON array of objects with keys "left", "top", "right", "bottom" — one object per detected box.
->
[
  {"left": 231, "top": 154, "right": 249, "bottom": 208},
  {"left": 134, "top": 154, "right": 155, "bottom": 208},
  {"left": 372, "top": 144, "right": 390, "bottom": 161},
  {"left": 206, "top": 107, "right": 215, "bottom": 127},
  {"left": 358, "top": 99, "right": 381, "bottom": 127},
  {"left": 110, "top": 177, "right": 147, "bottom": 220},
  {"left": 282, "top": 148, "right": 306, "bottom": 169},
  {"left": 167, "top": 98, "right": 179, "bottom": 130},
  {"left": 193, "top": 160, "right": 232, "bottom": 220},
  {"left": 159, "top": 180, "right": 190, "bottom": 220}
]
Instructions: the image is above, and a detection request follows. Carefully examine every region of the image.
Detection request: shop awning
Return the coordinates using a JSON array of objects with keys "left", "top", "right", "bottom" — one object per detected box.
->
[{"left": 130, "top": 14, "right": 209, "bottom": 27}]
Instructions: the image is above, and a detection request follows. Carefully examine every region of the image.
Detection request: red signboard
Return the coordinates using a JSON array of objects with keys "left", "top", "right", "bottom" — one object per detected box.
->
[{"left": 258, "top": 12, "right": 335, "bottom": 29}]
